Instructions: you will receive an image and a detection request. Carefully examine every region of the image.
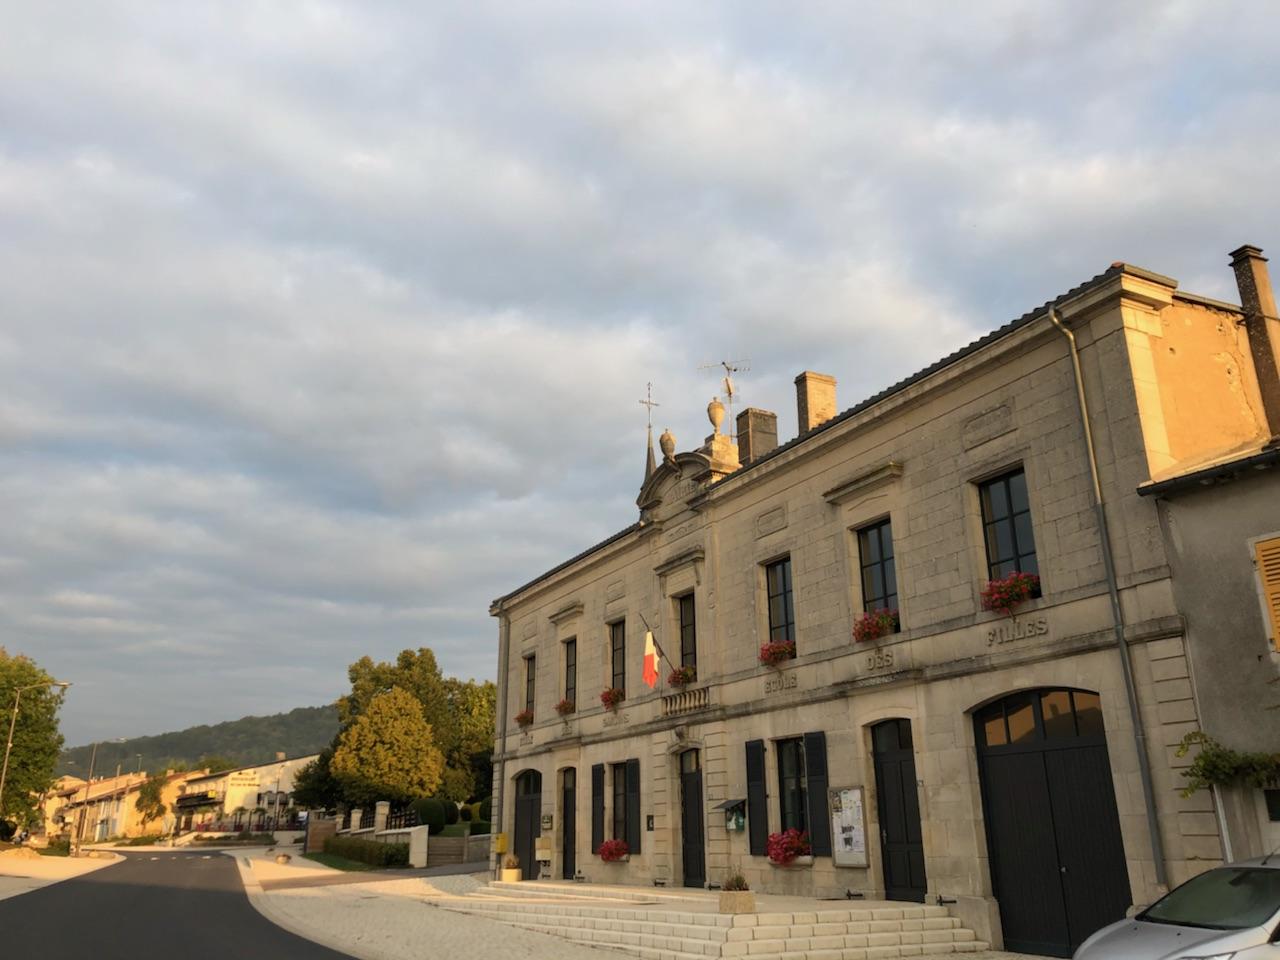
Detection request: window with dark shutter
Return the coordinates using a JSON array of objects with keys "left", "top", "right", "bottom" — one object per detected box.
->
[
  {"left": 804, "top": 731, "right": 831, "bottom": 856},
  {"left": 591, "top": 763, "right": 604, "bottom": 852},
  {"left": 625, "top": 758, "right": 641, "bottom": 854},
  {"left": 776, "top": 738, "right": 807, "bottom": 832},
  {"left": 611, "top": 762, "right": 627, "bottom": 842},
  {"left": 746, "top": 739, "right": 767, "bottom": 856},
  {"left": 610, "top": 620, "right": 626, "bottom": 692}
]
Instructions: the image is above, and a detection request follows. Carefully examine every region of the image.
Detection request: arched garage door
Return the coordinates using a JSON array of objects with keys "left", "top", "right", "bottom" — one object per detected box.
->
[{"left": 975, "top": 689, "right": 1131, "bottom": 958}]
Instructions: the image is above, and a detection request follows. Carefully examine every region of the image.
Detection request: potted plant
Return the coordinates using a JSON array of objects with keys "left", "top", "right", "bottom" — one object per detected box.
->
[
  {"left": 554, "top": 698, "right": 576, "bottom": 717},
  {"left": 980, "top": 571, "right": 1041, "bottom": 616},
  {"left": 600, "top": 687, "right": 625, "bottom": 711},
  {"left": 853, "top": 608, "right": 899, "bottom": 643},
  {"left": 596, "top": 838, "right": 629, "bottom": 862},
  {"left": 758, "top": 639, "right": 796, "bottom": 667},
  {"left": 514, "top": 708, "right": 534, "bottom": 729},
  {"left": 667, "top": 665, "right": 697, "bottom": 688},
  {"left": 500, "top": 854, "right": 521, "bottom": 883},
  {"left": 766, "top": 828, "right": 812, "bottom": 865},
  {"left": 718, "top": 869, "right": 755, "bottom": 914}
]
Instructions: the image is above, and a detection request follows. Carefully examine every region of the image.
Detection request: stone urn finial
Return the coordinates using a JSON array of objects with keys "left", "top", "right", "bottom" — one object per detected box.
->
[
  {"left": 707, "top": 397, "right": 725, "bottom": 435},
  {"left": 659, "top": 428, "right": 676, "bottom": 465}
]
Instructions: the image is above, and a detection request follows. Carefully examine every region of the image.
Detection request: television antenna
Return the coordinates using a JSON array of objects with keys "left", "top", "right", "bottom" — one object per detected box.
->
[{"left": 698, "top": 359, "right": 750, "bottom": 435}]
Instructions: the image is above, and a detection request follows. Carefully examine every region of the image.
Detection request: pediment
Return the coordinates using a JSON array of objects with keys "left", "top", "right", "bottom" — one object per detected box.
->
[{"left": 637, "top": 451, "right": 712, "bottom": 519}]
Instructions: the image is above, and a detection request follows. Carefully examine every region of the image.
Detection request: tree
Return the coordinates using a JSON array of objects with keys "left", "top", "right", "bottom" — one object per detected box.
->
[
  {"left": 290, "top": 746, "right": 344, "bottom": 810},
  {"left": 338, "top": 649, "right": 495, "bottom": 803},
  {"left": 0, "top": 649, "right": 67, "bottom": 827},
  {"left": 134, "top": 773, "right": 168, "bottom": 829},
  {"left": 329, "top": 688, "right": 444, "bottom": 806},
  {"left": 196, "top": 754, "right": 238, "bottom": 773}
]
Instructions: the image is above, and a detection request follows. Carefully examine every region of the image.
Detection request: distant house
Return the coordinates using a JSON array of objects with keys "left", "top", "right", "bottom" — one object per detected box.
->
[
  {"left": 47, "top": 770, "right": 205, "bottom": 841},
  {"left": 173, "top": 754, "right": 319, "bottom": 832}
]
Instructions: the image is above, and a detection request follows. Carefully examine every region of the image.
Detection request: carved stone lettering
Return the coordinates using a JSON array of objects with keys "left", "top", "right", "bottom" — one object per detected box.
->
[
  {"left": 863, "top": 649, "right": 895, "bottom": 672},
  {"left": 602, "top": 711, "right": 631, "bottom": 727},
  {"left": 986, "top": 617, "right": 1049, "bottom": 646},
  {"left": 763, "top": 672, "right": 798, "bottom": 694},
  {"left": 961, "top": 404, "right": 1015, "bottom": 450}
]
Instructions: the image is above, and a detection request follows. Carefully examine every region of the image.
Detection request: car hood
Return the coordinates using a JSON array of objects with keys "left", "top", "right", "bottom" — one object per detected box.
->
[{"left": 1074, "top": 919, "right": 1267, "bottom": 960}]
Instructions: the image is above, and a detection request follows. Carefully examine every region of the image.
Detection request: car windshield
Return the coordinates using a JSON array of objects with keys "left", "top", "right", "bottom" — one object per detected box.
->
[{"left": 1140, "top": 868, "right": 1280, "bottom": 931}]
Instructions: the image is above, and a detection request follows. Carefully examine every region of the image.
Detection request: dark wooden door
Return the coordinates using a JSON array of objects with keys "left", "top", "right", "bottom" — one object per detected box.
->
[
  {"left": 561, "top": 768, "right": 576, "bottom": 880},
  {"left": 679, "top": 749, "right": 705, "bottom": 888},
  {"left": 872, "top": 719, "right": 927, "bottom": 902},
  {"left": 976, "top": 689, "right": 1131, "bottom": 958},
  {"left": 514, "top": 770, "right": 542, "bottom": 881}
]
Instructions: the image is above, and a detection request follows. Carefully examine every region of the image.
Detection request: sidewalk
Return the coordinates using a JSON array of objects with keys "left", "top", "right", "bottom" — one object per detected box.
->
[
  {"left": 0, "top": 851, "right": 122, "bottom": 901},
  {"left": 231, "top": 850, "right": 1036, "bottom": 960}
]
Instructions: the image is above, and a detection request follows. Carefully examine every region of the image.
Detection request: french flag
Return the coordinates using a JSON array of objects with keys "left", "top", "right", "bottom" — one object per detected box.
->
[{"left": 642, "top": 631, "right": 659, "bottom": 688}]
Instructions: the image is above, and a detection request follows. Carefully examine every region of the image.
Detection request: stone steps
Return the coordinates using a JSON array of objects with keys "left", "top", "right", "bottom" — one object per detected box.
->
[{"left": 434, "top": 883, "right": 990, "bottom": 960}]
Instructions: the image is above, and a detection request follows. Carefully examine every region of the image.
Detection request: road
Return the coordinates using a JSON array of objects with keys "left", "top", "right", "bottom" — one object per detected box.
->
[{"left": 0, "top": 851, "right": 354, "bottom": 959}]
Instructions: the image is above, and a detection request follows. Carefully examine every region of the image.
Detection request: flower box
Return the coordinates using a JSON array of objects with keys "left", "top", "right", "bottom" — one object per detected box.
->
[
  {"left": 596, "top": 838, "right": 629, "bottom": 862},
  {"left": 853, "top": 608, "right": 899, "bottom": 643},
  {"left": 554, "top": 698, "right": 576, "bottom": 717},
  {"left": 766, "top": 828, "right": 811, "bottom": 865},
  {"left": 600, "top": 687, "right": 625, "bottom": 711},
  {"left": 514, "top": 709, "right": 534, "bottom": 729},
  {"left": 980, "top": 572, "right": 1041, "bottom": 616},
  {"left": 667, "top": 665, "right": 697, "bottom": 688},
  {"left": 758, "top": 640, "right": 796, "bottom": 667}
]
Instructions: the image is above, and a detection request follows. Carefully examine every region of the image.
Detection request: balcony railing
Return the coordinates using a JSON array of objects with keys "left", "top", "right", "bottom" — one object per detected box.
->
[{"left": 662, "top": 685, "right": 710, "bottom": 717}]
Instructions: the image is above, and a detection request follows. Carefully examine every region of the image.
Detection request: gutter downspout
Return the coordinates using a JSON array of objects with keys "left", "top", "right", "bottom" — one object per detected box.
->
[
  {"left": 492, "top": 607, "right": 511, "bottom": 878},
  {"left": 1049, "top": 306, "right": 1169, "bottom": 887}
]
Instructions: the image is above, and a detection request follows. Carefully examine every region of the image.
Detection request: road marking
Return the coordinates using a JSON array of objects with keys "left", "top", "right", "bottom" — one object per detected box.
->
[
  {"left": 150, "top": 857, "right": 159, "bottom": 861},
  {"left": 202, "top": 855, "right": 211, "bottom": 859}
]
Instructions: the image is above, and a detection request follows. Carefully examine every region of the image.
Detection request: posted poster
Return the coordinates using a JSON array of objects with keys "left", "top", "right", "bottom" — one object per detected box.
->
[{"left": 829, "top": 786, "right": 868, "bottom": 867}]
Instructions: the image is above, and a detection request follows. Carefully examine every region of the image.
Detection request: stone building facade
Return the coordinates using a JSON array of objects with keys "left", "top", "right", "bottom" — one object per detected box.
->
[{"left": 489, "top": 246, "right": 1280, "bottom": 957}]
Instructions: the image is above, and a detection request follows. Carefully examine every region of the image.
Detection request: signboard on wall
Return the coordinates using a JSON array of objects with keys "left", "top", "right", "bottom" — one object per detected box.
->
[{"left": 829, "top": 786, "right": 868, "bottom": 867}]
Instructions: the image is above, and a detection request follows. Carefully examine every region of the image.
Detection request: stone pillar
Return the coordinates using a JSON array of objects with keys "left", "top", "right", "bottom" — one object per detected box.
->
[
  {"left": 374, "top": 801, "right": 390, "bottom": 833},
  {"left": 348, "top": 807, "right": 362, "bottom": 831},
  {"left": 795, "top": 371, "right": 837, "bottom": 433},
  {"left": 1230, "top": 245, "right": 1280, "bottom": 443},
  {"left": 736, "top": 407, "right": 778, "bottom": 464}
]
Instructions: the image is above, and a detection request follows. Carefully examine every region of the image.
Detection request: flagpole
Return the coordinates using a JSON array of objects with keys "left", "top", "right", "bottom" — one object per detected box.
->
[{"left": 637, "top": 613, "right": 677, "bottom": 684}]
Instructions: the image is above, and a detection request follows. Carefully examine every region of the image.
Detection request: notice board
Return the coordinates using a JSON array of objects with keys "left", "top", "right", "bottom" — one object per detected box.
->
[{"left": 829, "top": 786, "right": 869, "bottom": 867}]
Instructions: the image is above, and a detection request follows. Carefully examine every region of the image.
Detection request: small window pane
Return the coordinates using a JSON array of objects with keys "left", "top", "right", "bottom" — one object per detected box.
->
[
  {"left": 981, "top": 709, "right": 1008, "bottom": 747},
  {"left": 680, "top": 749, "right": 700, "bottom": 774},
  {"left": 1073, "top": 691, "right": 1104, "bottom": 737},
  {"left": 1041, "top": 690, "right": 1075, "bottom": 739},
  {"left": 881, "top": 523, "right": 894, "bottom": 559},
  {"left": 862, "top": 528, "right": 881, "bottom": 563},
  {"left": 1019, "top": 553, "right": 1040, "bottom": 579},
  {"left": 873, "top": 721, "right": 897, "bottom": 754},
  {"left": 1006, "top": 699, "right": 1036, "bottom": 743},
  {"left": 896, "top": 719, "right": 913, "bottom": 750},
  {"left": 1009, "top": 471, "right": 1030, "bottom": 513},
  {"left": 986, "top": 482, "right": 1010, "bottom": 519},
  {"left": 994, "top": 523, "right": 1015, "bottom": 562}
]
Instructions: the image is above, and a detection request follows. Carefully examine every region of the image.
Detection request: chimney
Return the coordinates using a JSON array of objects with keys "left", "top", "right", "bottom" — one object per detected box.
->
[
  {"left": 795, "top": 371, "right": 837, "bottom": 433},
  {"left": 737, "top": 407, "right": 779, "bottom": 464},
  {"left": 276, "top": 751, "right": 287, "bottom": 761},
  {"left": 1229, "top": 245, "right": 1280, "bottom": 443}
]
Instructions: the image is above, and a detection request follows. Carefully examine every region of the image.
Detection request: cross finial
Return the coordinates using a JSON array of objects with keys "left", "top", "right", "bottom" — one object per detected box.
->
[{"left": 639, "top": 382, "right": 660, "bottom": 429}]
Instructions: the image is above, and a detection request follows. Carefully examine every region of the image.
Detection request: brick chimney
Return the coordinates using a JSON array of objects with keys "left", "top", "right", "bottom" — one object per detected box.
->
[
  {"left": 1229, "top": 245, "right": 1280, "bottom": 443},
  {"left": 795, "top": 371, "right": 837, "bottom": 433},
  {"left": 737, "top": 407, "right": 778, "bottom": 464}
]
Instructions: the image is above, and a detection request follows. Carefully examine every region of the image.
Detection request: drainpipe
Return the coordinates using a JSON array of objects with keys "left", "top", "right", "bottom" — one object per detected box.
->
[
  {"left": 1049, "top": 306, "right": 1169, "bottom": 887},
  {"left": 492, "top": 606, "right": 511, "bottom": 877}
]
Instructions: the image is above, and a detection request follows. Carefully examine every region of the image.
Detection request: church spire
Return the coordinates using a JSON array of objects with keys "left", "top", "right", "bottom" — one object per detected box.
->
[{"left": 639, "top": 382, "right": 660, "bottom": 486}]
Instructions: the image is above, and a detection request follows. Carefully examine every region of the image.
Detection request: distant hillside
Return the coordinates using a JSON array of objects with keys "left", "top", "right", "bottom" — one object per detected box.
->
[{"left": 58, "top": 704, "right": 339, "bottom": 777}]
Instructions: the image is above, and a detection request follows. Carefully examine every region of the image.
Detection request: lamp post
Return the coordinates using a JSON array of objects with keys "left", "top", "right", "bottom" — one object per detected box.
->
[{"left": 0, "top": 680, "right": 71, "bottom": 824}]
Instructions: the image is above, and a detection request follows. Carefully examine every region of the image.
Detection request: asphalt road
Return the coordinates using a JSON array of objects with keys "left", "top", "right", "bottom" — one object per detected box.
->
[{"left": 0, "top": 851, "right": 355, "bottom": 959}]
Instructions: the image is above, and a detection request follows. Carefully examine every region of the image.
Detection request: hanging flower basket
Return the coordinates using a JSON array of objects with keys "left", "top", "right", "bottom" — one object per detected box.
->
[
  {"left": 758, "top": 640, "right": 796, "bottom": 667},
  {"left": 980, "top": 572, "right": 1041, "bottom": 616},
  {"left": 766, "top": 828, "right": 811, "bottom": 865},
  {"left": 514, "top": 709, "right": 534, "bottom": 729},
  {"left": 554, "top": 698, "right": 576, "bottom": 717},
  {"left": 596, "top": 838, "right": 629, "bottom": 862},
  {"left": 667, "top": 665, "right": 697, "bottom": 688},
  {"left": 600, "top": 687, "right": 625, "bottom": 711},
  {"left": 853, "top": 608, "right": 899, "bottom": 643}
]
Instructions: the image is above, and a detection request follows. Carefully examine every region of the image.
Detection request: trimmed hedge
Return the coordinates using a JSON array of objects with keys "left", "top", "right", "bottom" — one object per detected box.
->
[
  {"left": 478, "top": 797, "right": 492, "bottom": 821},
  {"left": 324, "top": 835, "right": 409, "bottom": 867},
  {"left": 469, "top": 820, "right": 491, "bottom": 835},
  {"left": 458, "top": 804, "right": 472, "bottom": 822},
  {"left": 441, "top": 799, "right": 459, "bottom": 825},
  {"left": 411, "top": 797, "right": 446, "bottom": 835}
]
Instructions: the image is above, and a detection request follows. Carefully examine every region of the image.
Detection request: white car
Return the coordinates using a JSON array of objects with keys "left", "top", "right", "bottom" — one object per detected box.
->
[{"left": 1075, "top": 857, "right": 1280, "bottom": 960}]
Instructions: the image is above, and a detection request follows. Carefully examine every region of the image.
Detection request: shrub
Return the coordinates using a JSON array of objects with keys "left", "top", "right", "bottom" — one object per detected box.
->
[
  {"left": 458, "top": 804, "right": 472, "bottom": 822},
  {"left": 722, "top": 869, "right": 750, "bottom": 891},
  {"left": 411, "top": 797, "right": 446, "bottom": 835},
  {"left": 42, "top": 837, "right": 71, "bottom": 857},
  {"left": 758, "top": 640, "right": 796, "bottom": 666},
  {"left": 323, "top": 834, "right": 409, "bottom": 867},
  {"left": 596, "top": 838, "right": 629, "bottom": 861},
  {"left": 441, "top": 799, "right": 459, "bottom": 825},
  {"left": 478, "top": 797, "right": 492, "bottom": 821},
  {"left": 120, "top": 835, "right": 162, "bottom": 847},
  {"left": 766, "top": 828, "right": 811, "bottom": 865},
  {"left": 469, "top": 820, "right": 491, "bottom": 835}
]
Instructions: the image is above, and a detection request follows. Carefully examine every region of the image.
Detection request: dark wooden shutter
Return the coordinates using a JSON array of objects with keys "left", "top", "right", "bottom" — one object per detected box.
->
[
  {"left": 746, "top": 739, "right": 767, "bottom": 856},
  {"left": 591, "top": 763, "right": 605, "bottom": 853},
  {"left": 804, "top": 731, "right": 832, "bottom": 856},
  {"left": 625, "top": 758, "right": 641, "bottom": 854}
]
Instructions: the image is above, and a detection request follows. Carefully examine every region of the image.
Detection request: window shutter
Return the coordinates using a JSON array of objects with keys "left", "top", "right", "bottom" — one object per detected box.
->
[
  {"left": 591, "top": 763, "right": 604, "bottom": 853},
  {"left": 803, "top": 731, "right": 832, "bottom": 857},
  {"left": 625, "top": 758, "right": 641, "bottom": 854},
  {"left": 746, "top": 739, "right": 767, "bottom": 856},
  {"left": 1257, "top": 536, "right": 1280, "bottom": 651}
]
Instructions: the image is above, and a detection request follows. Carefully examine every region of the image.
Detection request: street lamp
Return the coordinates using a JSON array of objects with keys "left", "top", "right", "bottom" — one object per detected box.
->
[{"left": 0, "top": 680, "right": 71, "bottom": 823}]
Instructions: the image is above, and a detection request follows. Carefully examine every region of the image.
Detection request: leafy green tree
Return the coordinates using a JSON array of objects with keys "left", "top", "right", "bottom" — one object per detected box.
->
[
  {"left": 0, "top": 649, "right": 67, "bottom": 827},
  {"left": 330, "top": 688, "right": 445, "bottom": 806},
  {"left": 134, "top": 773, "right": 168, "bottom": 828},
  {"left": 290, "top": 746, "right": 344, "bottom": 810},
  {"left": 196, "top": 754, "right": 238, "bottom": 773}
]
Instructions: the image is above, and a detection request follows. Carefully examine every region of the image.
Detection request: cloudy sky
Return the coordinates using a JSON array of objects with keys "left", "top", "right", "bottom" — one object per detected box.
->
[{"left": 4, "top": 2, "right": 1279, "bottom": 746}]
